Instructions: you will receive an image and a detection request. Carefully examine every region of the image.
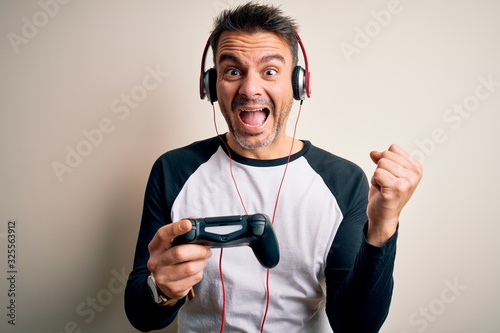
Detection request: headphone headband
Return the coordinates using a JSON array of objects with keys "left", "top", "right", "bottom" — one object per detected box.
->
[
  {"left": 295, "top": 33, "right": 311, "bottom": 99},
  {"left": 199, "top": 39, "right": 212, "bottom": 100}
]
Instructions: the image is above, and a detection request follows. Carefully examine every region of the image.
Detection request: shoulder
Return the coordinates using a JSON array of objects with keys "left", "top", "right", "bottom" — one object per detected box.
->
[
  {"left": 158, "top": 136, "right": 220, "bottom": 163},
  {"left": 152, "top": 136, "right": 221, "bottom": 170},
  {"left": 303, "top": 142, "right": 367, "bottom": 183},
  {"left": 144, "top": 136, "right": 222, "bottom": 207},
  {"left": 148, "top": 136, "right": 221, "bottom": 182},
  {"left": 302, "top": 142, "right": 369, "bottom": 210}
]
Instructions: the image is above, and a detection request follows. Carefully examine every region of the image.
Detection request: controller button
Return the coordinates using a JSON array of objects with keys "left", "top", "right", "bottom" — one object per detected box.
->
[
  {"left": 251, "top": 214, "right": 267, "bottom": 222},
  {"left": 185, "top": 227, "right": 196, "bottom": 241},
  {"left": 205, "top": 215, "right": 243, "bottom": 224},
  {"left": 251, "top": 222, "right": 265, "bottom": 236}
]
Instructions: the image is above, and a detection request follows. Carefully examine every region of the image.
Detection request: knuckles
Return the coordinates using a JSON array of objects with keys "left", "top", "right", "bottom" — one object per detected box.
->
[
  {"left": 183, "top": 261, "right": 206, "bottom": 277},
  {"left": 170, "top": 245, "right": 188, "bottom": 262},
  {"left": 393, "top": 178, "right": 412, "bottom": 194},
  {"left": 169, "top": 244, "right": 209, "bottom": 263},
  {"left": 147, "top": 257, "right": 158, "bottom": 272},
  {"left": 157, "top": 225, "right": 174, "bottom": 242}
]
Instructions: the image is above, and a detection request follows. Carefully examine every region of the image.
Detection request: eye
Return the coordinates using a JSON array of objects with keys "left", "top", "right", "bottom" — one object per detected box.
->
[
  {"left": 264, "top": 69, "right": 278, "bottom": 76},
  {"left": 225, "top": 68, "right": 241, "bottom": 76}
]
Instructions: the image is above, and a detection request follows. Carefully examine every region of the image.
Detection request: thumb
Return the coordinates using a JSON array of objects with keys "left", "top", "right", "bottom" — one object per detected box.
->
[{"left": 176, "top": 218, "right": 194, "bottom": 236}]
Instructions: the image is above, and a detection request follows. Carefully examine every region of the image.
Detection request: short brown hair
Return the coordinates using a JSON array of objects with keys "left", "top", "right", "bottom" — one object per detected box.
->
[{"left": 209, "top": 2, "right": 300, "bottom": 66}]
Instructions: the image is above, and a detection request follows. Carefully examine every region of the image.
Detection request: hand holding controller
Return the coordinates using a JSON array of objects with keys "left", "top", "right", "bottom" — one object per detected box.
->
[{"left": 173, "top": 214, "right": 280, "bottom": 269}]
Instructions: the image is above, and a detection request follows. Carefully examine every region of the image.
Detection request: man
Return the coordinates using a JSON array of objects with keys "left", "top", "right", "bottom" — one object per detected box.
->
[{"left": 125, "top": 3, "right": 422, "bottom": 332}]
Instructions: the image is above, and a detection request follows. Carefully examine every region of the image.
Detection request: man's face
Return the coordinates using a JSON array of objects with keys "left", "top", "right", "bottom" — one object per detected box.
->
[{"left": 215, "top": 31, "right": 295, "bottom": 157}]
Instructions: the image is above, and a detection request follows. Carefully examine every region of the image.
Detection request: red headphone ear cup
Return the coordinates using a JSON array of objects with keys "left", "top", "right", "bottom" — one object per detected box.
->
[
  {"left": 292, "top": 66, "right": 306, "bottom": 101},
  {"left": 203, "top": 68, "right": 218, "bottom": 103}
]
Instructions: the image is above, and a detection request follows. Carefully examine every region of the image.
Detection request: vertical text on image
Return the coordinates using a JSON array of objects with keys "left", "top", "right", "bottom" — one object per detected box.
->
[{"left": 6, "top": 220, "right": 18, "bottom": 326}]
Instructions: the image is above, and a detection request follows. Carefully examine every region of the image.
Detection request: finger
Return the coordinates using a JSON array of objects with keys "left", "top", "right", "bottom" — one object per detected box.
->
[
  {"left": 148, "top": 219, "right": 193, "bottom": 253},
  {"left": 154, "top": 248, "right": 211, "bottom": 298},
  {"left": 376, "top": 153, "right": 410, "bottom": 179},
  {"left": 381, "top": 148, "right": 413, "bottom": 167},
  {"left": 373, "top": 145, "right": 420, "bottom": 178},
  {"left": 371, "top": 162, "right": 420, "bottom": 205},
  {"left": 380, "top": 146, "right": 423, "bottom": 185},
  {"left": 168, "top": 244, "right": 212, "bottom": 265},
  {"left": 373, "top": 144, "right": 415, "bottom": 168},
  {"left": 370, "top": 167, "right": 396, "bottom": 191},
  {"left": 148, "top": 243, "right": 212, "bottom": 276},
  {"left": 388, "top": 144, "right": 423, "bottom": 170},
  {"left": 156, "top": 255, "right": 209, "bottom": 283},
  {"left": 370, "top": 150, "right": 382, "bottom": 164},
  {"left": 370, "top": 148, "right": 410, "bottom": 169},
  {"left": 153, "top": 262, "right": 206, "bottom": 299}
]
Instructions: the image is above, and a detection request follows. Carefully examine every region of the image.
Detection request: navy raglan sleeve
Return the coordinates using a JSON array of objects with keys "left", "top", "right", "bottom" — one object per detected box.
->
[
  {"left": 124, "top": 137, "right": 220, "bottom": 331},
  {"left": 323, "top": 156, "right": 398, "bottom": 332},
  {"left": 124, "top": 158, "right": 185, "bottom": 332}
]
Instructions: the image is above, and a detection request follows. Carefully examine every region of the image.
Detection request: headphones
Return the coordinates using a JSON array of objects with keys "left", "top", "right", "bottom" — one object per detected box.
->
[{"left": 199, "top": 33, "right": 311, "bottom": 103}]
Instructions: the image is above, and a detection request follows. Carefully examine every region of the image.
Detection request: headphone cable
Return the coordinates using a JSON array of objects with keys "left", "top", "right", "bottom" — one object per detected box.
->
[{"left": 211, "top": 100, "right": 303, "bottom": 332}]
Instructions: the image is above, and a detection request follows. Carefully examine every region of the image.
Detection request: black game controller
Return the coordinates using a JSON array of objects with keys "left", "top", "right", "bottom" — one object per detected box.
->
[{"left": 173, "top": 214, "right": 280, "bottom": 269}]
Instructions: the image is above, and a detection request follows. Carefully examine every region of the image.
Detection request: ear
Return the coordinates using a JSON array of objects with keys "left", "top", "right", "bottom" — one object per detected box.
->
[
  {"left": 204, "top": 68, "right": 218, "bottom": 103},
  {"left": 292, "top": 65, "right": 306, "bottom": 101}
]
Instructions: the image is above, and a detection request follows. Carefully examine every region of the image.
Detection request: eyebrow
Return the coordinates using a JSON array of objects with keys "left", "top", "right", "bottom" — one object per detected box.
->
[
  {"left": 218, "top": 53, "right": 242, "bottom": 66},
  {"left": 218, "top": 53, "right": 286, "bottom": 66},
  {"left": 258, "top": 54, "right": 286, "bottom": 65}
]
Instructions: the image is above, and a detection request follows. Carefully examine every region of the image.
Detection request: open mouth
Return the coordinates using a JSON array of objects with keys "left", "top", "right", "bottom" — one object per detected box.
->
[{"left": 238, "top": 108, "right": 270, "bottom": 127}]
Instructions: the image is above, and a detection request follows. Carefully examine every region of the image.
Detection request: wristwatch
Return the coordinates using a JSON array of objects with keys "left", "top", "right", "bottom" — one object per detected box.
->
[{"left": 147, "top": 273, "right": 179, "bottom": 306}]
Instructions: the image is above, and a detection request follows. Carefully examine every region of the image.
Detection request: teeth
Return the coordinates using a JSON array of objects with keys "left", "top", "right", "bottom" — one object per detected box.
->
[{"left": 240, "top": 108, "right": 264, "bottom": 112}]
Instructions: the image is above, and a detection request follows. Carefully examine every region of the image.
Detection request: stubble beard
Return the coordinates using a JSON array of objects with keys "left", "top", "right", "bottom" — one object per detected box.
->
[{"left": 222, "top": 97, "right": 293, "bottom": 150}]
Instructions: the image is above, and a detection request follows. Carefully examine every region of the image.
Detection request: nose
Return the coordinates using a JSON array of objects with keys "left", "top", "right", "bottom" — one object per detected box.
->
[{"left": 238, "top": 71, "right": 263, "bottom": 98}]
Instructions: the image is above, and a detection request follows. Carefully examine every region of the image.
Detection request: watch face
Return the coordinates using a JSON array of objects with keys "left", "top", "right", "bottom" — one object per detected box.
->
[
  {"left": 148, "top": 274, "right": 174, "bottom": 305},
  {"left": 147, "top": 274, "right": 160, "bottom": 301}
]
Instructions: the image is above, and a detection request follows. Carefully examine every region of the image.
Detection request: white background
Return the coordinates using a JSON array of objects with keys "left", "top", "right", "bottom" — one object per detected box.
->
[{"left": 1, "top": 0, "right": 499, "bottom": 332}]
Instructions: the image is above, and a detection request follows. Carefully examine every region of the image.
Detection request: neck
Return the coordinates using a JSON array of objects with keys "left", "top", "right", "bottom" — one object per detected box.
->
[{"left": 225, "top": 133, "right": 303, "bottom": 160}]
